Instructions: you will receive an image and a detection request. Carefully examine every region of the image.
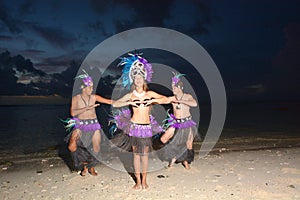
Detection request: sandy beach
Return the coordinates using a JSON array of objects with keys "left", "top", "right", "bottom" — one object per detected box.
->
[
  {"left": 0, "top": 103, "right": 299, "bottom": 199},
  {"left": 1, "top": 138, "right": 300, "bottom": 200}
]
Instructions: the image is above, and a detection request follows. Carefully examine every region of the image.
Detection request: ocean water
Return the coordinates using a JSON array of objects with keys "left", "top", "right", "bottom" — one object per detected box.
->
[
  {"left": 0, "top": 102, "right": 299, "bottom": 156},
  {"left": 222, "top": 102, "right": 300, "bottom": 137},
  {"left": 0, "top": 105, "right": 69, "bottom": 153}
]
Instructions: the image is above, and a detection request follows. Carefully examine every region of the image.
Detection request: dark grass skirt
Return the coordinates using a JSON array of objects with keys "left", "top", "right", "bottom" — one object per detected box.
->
[
  {"left": 110, "top": 132, "right": 153, "bottom": 154},
  {"left": 158, "top": 126, "right": 197, "bottom": 163},
  {"left": 131, "top": 136, "right": 152, "bottom": 154},
  {"left": 67, "top": 128, "right": 104, "bottom": 170}
]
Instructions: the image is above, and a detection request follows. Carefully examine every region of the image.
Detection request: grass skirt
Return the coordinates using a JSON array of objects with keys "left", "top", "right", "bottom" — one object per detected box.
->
[
  {"left": 159, "top": 115, "right": 198, "bottom": 163},
  {"left": 65, "top": 118, "right": 102, "bottom": 170},
  {"left": 110, "top": 109, "right": 163, "bottom": 154}
]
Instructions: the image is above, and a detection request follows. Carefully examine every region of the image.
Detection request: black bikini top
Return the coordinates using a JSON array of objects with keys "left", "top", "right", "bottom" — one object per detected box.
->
[{"left": 131, "top": 98, "right": 152, "bottom": 107}]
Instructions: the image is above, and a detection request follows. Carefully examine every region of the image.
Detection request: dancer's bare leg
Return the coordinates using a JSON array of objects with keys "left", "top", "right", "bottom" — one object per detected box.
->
[
  {"left": 89, "top": 167, "right": 98, "bottom": 176},
  {"left": 132, "top": 147, "right": 141, "bottom": 189},
  {"left": 161, "top": 128, "right": 176, "bottom": 168},
  {"left": 141, "top": 147, "right": 149, "bottom": 189},
  {"left": 183, "top": 160, "right": 190, "bottom": 170},
  {"left": 88, "top": 130, "right": 101, "bottom": 176},
  {"left": 92, "top": 130, "right": 101, "bottom": 153},
  {"left": 80, "top": 163, "right": 88, "bottom": 176},
  {"left": 183, "top": 130, "right": 193, "bottom": 170},
  {"left": 168, "top": 157, "right": 176, "bottom": 168},
  {"left": 68, "top": 129, "right": 80, "bottom": 152},
  {"left": 186, "top": 129, "right": 194, "bottom": 150},
  {"left": 160, "top": 127, "right": 175, "bottom": 144},
  {"left": 68, "top": 129, "right": 82, "bottom": 173}
]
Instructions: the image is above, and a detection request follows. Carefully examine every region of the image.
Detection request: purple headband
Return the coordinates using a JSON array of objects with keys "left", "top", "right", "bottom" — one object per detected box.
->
[
  {"left": 82, "top": 76, "right": 93, "bottom": 87},
  {"left": 172, "top": 72, "right": 185, "bottom": 88},
  {"left": 75, "top": 69, "right": 93, "bottom": 89}
]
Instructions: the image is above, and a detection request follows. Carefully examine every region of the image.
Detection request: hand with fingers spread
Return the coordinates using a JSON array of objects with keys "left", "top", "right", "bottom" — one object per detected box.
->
[{"left": 86, "top": 103, "right": 100, "bottom": 110}]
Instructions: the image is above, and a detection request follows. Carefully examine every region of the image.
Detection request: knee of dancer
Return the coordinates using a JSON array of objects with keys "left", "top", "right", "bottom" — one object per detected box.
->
[
  {"left": 93, "top": 146, "right": 100, "bottom": 153},
  {"left": 68, "top": 143, "right": 77, "bottom": 152},
  {"left": 186, "top": 142, "right": 193, "bottom": 149},
  {"left": 160, "top": 137, "right": 168, "bottom": 144}
]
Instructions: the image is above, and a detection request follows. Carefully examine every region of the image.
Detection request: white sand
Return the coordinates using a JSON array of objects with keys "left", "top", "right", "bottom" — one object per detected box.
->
[{"left": 1, "top": 147, "right": 300, "bottom": 200}]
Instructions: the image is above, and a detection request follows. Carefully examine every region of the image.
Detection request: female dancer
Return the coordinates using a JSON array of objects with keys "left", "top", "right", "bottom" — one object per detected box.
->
[{"left": 112, "top": 53, "right": 169, "bottom": 189}]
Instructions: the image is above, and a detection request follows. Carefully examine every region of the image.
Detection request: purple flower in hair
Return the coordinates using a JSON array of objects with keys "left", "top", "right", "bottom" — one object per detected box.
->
[
  {"left": 75, "top": 69, "right": 93, "bottom": 88},
  {"left": 172, "top": 72, "right": 185, "bottom": 85},
  {"left": 82, "top": 76, "right": 93, "bottom": 87},
  {"left": 137, "top": 57, "right": 153, "bottom": 82},
  {"left": 172, "top": 76, "right": 180, "bottom": 85}
]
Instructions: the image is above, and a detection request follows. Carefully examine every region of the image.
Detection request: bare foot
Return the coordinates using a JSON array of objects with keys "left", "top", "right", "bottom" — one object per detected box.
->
[
  {"left": 142, "top": 182, "right": 149, "bottom": 190},
  {"left": 80, "top": 166, "right": 88, "bottom": 176},
  {"left": 183, "top": 161, "right": 190, "bottom": 170},
  {"left": 88, "top": 167, "right": 98, "bottom": 176},
  {"left": 168, "top": 158, "right": 176, "bottom": 168},
  {"left": 132, "top": 183, "right": 141, "bottom": 190}
]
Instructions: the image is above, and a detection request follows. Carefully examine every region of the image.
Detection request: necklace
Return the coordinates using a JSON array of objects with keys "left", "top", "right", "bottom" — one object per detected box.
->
[
  {"left": 175, "top": 93, "right": 184, "bottom": 110},
  {"left": 80, "top": 94, "right": 91, "bottom": 107},
  {"left": 133, "top": 90, "right": 146, "bottom": 98}
]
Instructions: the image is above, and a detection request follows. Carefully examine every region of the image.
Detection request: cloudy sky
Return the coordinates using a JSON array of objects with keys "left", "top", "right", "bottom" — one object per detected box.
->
[{"left": 0, "top": 0, "right": 299, "bottom": 102}]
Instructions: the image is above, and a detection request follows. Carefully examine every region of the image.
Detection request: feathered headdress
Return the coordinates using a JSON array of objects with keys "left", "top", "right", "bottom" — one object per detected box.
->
[
  {"left": 118, "top": 53, "right": 153, "bottom": 88},
  {"left": 75, "top": 69, "right": 93, "bottom": 89},
  {"left": 171, "top": 71, "right": 185, "bottom": 89}
]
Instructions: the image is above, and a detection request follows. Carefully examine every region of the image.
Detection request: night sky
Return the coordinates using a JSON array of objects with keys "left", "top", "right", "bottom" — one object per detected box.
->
[{"left": 0, "top": 0, "right": 299, "bottom": 102}]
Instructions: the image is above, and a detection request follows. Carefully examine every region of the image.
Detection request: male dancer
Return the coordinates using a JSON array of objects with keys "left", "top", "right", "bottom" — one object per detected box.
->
[
  {"left": 159, "top": 72, "right": 198, "bottom": 169},
  {"left": 65, "top": 70, "right": 112, "bottom": 176}
]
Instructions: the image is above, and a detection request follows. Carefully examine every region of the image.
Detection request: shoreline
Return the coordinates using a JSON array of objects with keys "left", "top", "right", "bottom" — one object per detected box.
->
[
  {"left": 0, "top": 95, "right": 70, "bottom": 105},
  {"left": 1, "top": 135, "right": 300, "bottom": 170}
]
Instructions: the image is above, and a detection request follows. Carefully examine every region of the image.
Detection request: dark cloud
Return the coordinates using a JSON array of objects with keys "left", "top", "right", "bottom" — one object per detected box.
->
[
  {"left": 18, "top": 0, "right": 35, "bottom": 17},
  {"left": 35, "top": 50, "right": 86, "bottom": 73},
  {"left": 88, "top": 0, "right": 213, "bottom": 35},
  {"left": 88, "top": 0, "right": 112, "bottom": 13},
  {"left": 0, "top": 1, "right": 77, "bottom": 51},
  {"left": 0, "top": 50, "right": 74, "bottom": 96},
  {"left": 164, "top": 0, "right": 212, "bottom": 35},
  {"left": 37, "top": 56, "right": 71, "bottom": 68},
  {"left": 87, "top": 20, "right": 108, "bottom": 37},
  {"left": 0, "top": 0, "right": 23, "bottom": 33},
  {"left": 112, "top": 0, "right": 174, "bottom": 33},
  {"left": 27, "top": 23, "right": 77, "bottom": 50},
  {"left": 17, "top": 49, "right": 45, "bottom": 65},
  {"left": 0, "top": 51, "right": 45, "bottom": 95},
  {"left": 124, "top": 0, "right": 174, "bottom": 26},
  {"left": 12, "top": 55, "right": 45, "bottom": 76},
  {"left": 0, "top": 47, "right": 7, "bottom": 52},
  {"left": 21, "top": 49, "right": 45, "bottom": 55},
  {"left": 0, "top": 35, "right": 12, "bottom": 41}
]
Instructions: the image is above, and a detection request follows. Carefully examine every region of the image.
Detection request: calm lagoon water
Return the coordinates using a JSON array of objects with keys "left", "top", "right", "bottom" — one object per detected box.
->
[{"left": 0, "top": 102, "right": 299, "bottom": 155}]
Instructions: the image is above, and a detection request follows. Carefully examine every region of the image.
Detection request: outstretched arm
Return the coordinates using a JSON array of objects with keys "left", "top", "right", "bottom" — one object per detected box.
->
[
  {"left": 95, "top": 94, "right": 113, "bottom": 105},
  {"left": 173, "top": 94, "right": 197, "bottom": 107},
  {"left": 147, "top": 91, "right": 171, "bottom": 105},
  {"left": 112, "top": 93, "right": 132, "bottom": 108}
]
